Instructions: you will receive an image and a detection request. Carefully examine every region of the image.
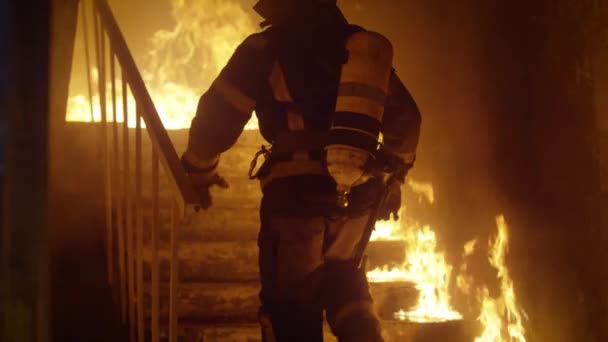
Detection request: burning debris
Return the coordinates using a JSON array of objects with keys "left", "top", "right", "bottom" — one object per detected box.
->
[{"left": 368, "top": 182, "right": 528, "bottom": 341}]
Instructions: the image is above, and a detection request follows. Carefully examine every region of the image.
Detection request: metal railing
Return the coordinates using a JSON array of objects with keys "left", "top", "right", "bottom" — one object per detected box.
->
[{"left": 80, "top": 0, "right": 201, "bottom": 341}]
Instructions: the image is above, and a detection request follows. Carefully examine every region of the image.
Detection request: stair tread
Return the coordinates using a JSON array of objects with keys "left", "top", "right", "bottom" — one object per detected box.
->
[
  {"left": 146, "top": 281, "right": 418, "bottom": 322},
  {"left": 143, "top": 240, "right": 407, "bottom": 282},
  {"left": 161, "top": 319, "right": 477, "bottom": 342}
]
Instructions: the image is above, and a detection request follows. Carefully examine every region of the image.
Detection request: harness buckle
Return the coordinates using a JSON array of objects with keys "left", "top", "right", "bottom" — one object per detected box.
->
[{"left": 249, "top": 145, "right": 272, "bottom": 180}]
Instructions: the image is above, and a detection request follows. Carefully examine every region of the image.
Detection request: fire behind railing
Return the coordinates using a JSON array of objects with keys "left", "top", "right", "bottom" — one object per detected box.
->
[{"left": 81, "top": 0, "right": 201, "bottom": 341}]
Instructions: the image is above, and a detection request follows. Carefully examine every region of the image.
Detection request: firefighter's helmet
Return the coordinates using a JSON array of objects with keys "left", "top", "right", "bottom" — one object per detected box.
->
[{"left": 254, "top": 0, "right": 337, "bottom": 25}]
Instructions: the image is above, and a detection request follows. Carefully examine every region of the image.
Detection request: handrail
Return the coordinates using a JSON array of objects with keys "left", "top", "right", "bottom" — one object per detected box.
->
[
  {"left": 94, "top": 0, "right": 200, "bottom": 216},
  {"left": 83, "top": 1, "right": 200, "bottom": 341}
]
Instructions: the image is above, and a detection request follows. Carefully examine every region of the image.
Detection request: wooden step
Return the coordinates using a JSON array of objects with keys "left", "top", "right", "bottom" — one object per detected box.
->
[
  {"left": 144, "top": 177, "right": 261, "bottom": 210},
  {"left": 143, "top": 240, "right": 407, "bottom": 282},
  {"left": 145, "top": 281, "right": 418, "bottom": 322},
  {"left": 144, "top": 241, "right": 259, "bottom": 282},
  {"left": 161, "top": 319, "right": 478, "bottom": 342},
  {"left": 148, "top": 207, "right": 261, "bottom": 242},
  {"left": 174, "top": 323, "right": 314, "bottom": 342},
  {"left": 148, "top": 282, "right": 260, "bottom": 322}
]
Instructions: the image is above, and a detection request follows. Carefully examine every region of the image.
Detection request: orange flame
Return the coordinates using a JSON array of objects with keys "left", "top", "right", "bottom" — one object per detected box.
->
[
  {"left": 473, "top": 216, "right": 527, "bottom": 342},
  {"left": 367, "top": 180, "right": 463, "bottom": 323},
  {"left": 67, "top": 0, "right": 259, "bottom": 130}
]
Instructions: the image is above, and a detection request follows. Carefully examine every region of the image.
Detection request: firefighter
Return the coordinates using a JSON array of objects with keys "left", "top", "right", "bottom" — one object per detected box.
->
[{"left": 181, "top": 0, "right": 421, "bottom": 340}]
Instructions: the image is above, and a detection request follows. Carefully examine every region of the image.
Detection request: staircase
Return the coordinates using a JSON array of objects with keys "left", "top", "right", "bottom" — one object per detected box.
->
[{"left": 83, "top": 1, "right": 474, "bottom": 341}]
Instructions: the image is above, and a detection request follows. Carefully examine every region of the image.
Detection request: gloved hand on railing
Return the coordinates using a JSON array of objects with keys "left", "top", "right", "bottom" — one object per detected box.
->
[{"left": 181, "top": 152, "right": 229, "bottom": 210}]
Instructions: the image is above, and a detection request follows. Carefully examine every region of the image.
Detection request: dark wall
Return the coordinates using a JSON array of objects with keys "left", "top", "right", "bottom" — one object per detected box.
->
[
  {"left": 593, "top": 39, "right": 608, "bottom": 337},
  {"left": 48, "top": 1, "right": 127, "bottom": 341},
  {"left": 0, "top": 0, "right": 7, "bottom": 178},
  {"left": 478, "top": 1, "right": 607, "bottom": 341},
  {"left": 0, "top": 0, "right": 9, "bottom": 337},
  {"left": 1, "top": 0, "right": 51, "bottom": 341}
]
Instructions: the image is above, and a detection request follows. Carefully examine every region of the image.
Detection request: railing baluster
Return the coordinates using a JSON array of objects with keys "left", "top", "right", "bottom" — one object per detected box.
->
[
  {"left": 151, "top": 150, "right": 160, "bottom": 342},
  {"left": 135, "top": 107, "right": 145, "bottom": 342},
  {"left": 94, "top": 0, "right": 199, "bottom": 214},
  {"left": 94, "top": 11, "right": 113, "bottom": 287},
  {"left": 80, "top": 0, "right": 95, "bottom": 122},
  {"left": 127, "top": 104, "right": 136, "bottom": 342},
  {"left": 122, "top": 72, "right": 132, "bottom": 331},
  {"left": 113, "top": 52, "right": 127, "bottom": 324},
  {"left": 92, "top": 2, "right": 202, "bottom": 339},
  {"left": 169, "top": 200, "right": 180, "bottom": 342}
]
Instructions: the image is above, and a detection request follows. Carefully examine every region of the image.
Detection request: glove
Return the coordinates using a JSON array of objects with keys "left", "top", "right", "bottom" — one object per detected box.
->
[
  {"left": 181, "top": 154, "right": 229, "bottom": 210},
  {"left": 377, "top": 181, "right": 401, "bottom": 221}
]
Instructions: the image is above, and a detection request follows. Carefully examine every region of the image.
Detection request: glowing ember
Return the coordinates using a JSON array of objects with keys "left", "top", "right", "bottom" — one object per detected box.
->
[
  {"left": 367, "top": 180, "right": 463, "bottom": 323},
  {"left": 67, "top": 0, "right": 259, "bottom": 130},
  {"left": 473, "top": 216, "right": 527, "bottom": 342}
]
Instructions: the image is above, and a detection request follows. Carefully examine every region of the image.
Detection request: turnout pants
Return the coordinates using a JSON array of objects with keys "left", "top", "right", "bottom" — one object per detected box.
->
[{"left": 258, "top": 201, "right": 383, "bottom": 342}]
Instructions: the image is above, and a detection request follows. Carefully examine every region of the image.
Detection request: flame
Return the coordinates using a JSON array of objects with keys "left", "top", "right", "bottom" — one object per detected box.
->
[
  {"left": 371, "top": 219, "right": 405, "bottom": 241},
  {"left": 367, "top": 181, "right": 463, "bottom": 323},
  {"left": 367, "top": 223, "right": 463, "bottom": 323},
  {"left": 456, "top": 239, "right": 478, "bottom": 296},
  {"left": 472, "top": 216, "right": 527, "bottom": 342},
  {"left": 67, "top": 0, "right": 259, "bottom": 130},
  {"left": 407, "top": 178, "right": 435, "bottom": 204},
  {"left": 366, "top": 181, "right": 528, "bottom": 334},
  {"left": 66, "top": 77, "right": 139, "bottom": 126}
]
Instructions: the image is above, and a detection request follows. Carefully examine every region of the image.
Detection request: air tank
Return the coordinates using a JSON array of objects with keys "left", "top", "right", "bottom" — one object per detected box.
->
[{"left": 326, "top": 31, "right": 394, "bottom": 207}]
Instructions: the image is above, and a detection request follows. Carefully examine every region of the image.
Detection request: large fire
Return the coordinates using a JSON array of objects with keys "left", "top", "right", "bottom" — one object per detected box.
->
[{"left": 67, "top": 0, "right": 259, "bottom": 130}]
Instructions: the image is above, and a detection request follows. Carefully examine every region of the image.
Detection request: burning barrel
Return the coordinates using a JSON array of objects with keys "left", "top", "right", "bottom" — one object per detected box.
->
[
  {"left": 368, "top": 280, "right": 477, "bottom": 342},
  {"left": 382, "top": 319, "right": 478, "bottom": 342}
]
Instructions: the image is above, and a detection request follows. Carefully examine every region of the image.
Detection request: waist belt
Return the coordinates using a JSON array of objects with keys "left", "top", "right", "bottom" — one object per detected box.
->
[
  {"left": 259, "top": 159, "right": 327, "bottom": 188},
  {"left": 272, "top": 130, "right": 329, "bottom": 154},
  {"left": 269, "top": 150, "right": 324, "bottom": 162},
  {"left": 255, "top": 130, "right": 331, "bottom": 188}
]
